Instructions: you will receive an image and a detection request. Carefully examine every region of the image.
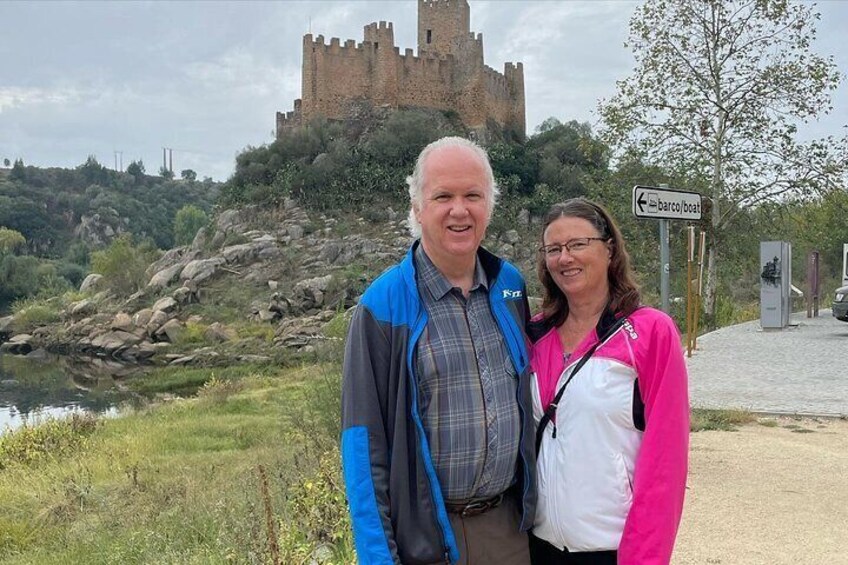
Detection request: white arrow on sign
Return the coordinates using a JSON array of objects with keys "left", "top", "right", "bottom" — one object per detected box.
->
[{"left": 632, "top": 185, "right": 702, "bottom": 220}]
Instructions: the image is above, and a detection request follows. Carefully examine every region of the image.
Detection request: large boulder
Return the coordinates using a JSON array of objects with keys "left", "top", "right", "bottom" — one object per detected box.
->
[
  {"left": 132, "top": 308, "right": 154, "bottom": 328},
  {"left": 79, "top": 273, "right": 104, "bottom": 293},
  {"left": 146, "top": 310, "right": 170, "bottom": 336},
  {"left": 147, "top": 263, "right": 184, "bottom": 289},
  {"left": 111, "top": 312, "right": 134, "bottom": 332},
  {"left": 118, "top": 341, "right": 158, "bottom": 362},
  {"left": 152, "top": 296, "right": 178, "bottom": 314},
  {"left": 180, "top": 258, "right": 225, "bottom": 284},
  {"left": 0, "top": 315, "right": 14, "bottom": 336},
  {"left": 155, "top": 319, "right": 184, "bottom": 343},
  {"left": 204, "top": 322, "right": 236, "bottom": 343},
  {"left": 221, "top": 242, "right": 267, "bottom": 264},
  {"left": 216, "top": 209, "right": 243, "bottom": 233},
  {"left": 294, "top": 275, "right": 333, "bottom": 310},
  {"left": 90, "top": 330, "right": 142, "bottom": 353},
  {"left": 74, "top": 210, "right": 126, "bottom": 248},
  {"left": 0, "top": 334, "right": 34, "bottom": 355},
  {"left": 70, "top": 299, "right": 97, "bottom": 318},
  {"left": 172, "top": 286, "right": 194, "bottom": 305}
]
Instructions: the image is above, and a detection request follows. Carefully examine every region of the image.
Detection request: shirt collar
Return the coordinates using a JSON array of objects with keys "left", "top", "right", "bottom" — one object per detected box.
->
[{"left": 415, "top": 244, "right": 489, "bottom": 301}]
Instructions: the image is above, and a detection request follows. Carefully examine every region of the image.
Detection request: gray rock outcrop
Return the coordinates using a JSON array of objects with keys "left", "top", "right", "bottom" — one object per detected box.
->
[{"left": 79, "top": 273, "right": 104, "bottom": 293}]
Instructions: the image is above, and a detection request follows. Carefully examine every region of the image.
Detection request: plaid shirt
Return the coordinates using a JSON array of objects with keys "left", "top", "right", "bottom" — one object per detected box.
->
[{"left": 414, "top": 245, "right": 520, "bottom": 501}]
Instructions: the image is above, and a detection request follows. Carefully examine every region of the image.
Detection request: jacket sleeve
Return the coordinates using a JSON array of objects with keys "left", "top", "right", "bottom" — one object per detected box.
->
[
  {"left": 340, "top": 304, "right": 401, "bottom": 565},
  {"left": 618, "top": 314, "right": 690, "bottom": 565}
]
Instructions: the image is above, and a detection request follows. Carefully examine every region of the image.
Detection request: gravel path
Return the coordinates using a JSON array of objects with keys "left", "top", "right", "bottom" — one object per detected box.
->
[
  {"left": 686, "top": 310, "right": 848, "bottom": 416},
  {"left": 674, "top": 416, "right": 848, "bottom": 565}
]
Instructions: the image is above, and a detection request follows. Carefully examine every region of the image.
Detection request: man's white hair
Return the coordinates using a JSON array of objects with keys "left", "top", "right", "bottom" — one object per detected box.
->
[{"left": 405, "top": 136, "right": 499, "bottom": 237}]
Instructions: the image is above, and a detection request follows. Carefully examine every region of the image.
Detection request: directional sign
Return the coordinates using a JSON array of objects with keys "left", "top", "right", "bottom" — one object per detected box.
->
[{"left": 632, "top": 185, "right": 702, "bottom": 221}]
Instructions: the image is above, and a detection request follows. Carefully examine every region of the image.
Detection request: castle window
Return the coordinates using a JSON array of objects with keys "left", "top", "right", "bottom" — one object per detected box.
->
[
  {"left": 375, "top": 42, "right": 379, "bottom": 50},
  {"left": 427, "top": 30, "right": 432, "bottom": 44}
]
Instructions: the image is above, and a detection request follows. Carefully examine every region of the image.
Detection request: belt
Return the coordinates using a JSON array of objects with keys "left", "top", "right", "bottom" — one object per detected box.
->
[{"left": 444, "top": 493, "right": 505, "bottom": 517}]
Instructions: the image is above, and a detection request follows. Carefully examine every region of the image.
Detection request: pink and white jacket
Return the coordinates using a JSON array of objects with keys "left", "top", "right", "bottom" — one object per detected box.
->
[{"left": 528, "top": 307, "right": 689, "bottom": 564}]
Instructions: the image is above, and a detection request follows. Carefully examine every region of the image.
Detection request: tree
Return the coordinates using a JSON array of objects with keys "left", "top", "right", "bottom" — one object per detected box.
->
[
  {"left": 10, "top": 158, "right": 25, "bottom": 181},
  {"left": 126, "top": 160, "right": 145, "bottom": 178},
  {"left": 173, "top": 205, "right": 208, "bottom": 246},
  {"left": 159, "top": 166, "right": 175, "bottom": 180},
  {"left": 180, "top": 169, "right": 197, "bottom": 181},
  {"left": 3, "top": 158, "right": 9, "bottom": 167},
  {"left": 77, "top": 155, "right": 109, "bottom": 186},
  {"left": 599, "top": 0, "right": 846, "bottom": 319},
  {"left": 0, "top": 227, "right": 26, "bottom": 255}
]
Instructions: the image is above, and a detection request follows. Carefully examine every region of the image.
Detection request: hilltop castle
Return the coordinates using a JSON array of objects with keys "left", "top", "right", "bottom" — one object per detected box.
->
[{"left": 276, "top": 0, "right": 525, "bottom": 139}]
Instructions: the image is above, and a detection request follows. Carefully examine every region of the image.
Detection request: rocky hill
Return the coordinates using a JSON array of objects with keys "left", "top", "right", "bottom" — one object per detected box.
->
[{"left": 0, "top": 199, "right": 538, "bottom": 367}]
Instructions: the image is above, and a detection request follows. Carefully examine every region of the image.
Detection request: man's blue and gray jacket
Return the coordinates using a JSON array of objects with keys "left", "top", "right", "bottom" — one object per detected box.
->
[{"left": 341, "top": 242, "right": 537, "bottom": 564}]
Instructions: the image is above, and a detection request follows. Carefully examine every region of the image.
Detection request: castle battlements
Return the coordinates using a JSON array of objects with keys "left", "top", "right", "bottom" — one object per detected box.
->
[{"left": 278, "top": 0, "right": 525, "bottom": 138}]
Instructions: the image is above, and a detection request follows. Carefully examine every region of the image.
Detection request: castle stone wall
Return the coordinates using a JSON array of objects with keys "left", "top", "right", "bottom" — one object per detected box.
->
[{"left": 277, "top": 0, "right": 525, "bottom": 139}]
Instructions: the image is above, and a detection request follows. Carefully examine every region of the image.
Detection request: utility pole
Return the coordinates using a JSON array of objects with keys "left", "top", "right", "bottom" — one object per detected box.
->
[{"left": 163, "top": 147, "right": 174, "bottom": 174}]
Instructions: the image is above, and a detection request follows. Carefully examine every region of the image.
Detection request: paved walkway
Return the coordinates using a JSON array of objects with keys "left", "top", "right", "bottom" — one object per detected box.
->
[{"left": 686, "top": 309, "right": 848, "bottom": 416}]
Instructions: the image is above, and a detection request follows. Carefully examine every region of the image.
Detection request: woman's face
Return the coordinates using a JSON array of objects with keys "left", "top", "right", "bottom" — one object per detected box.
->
[{"left": 542, "top": 216, "right": 611, "bottom": 303}]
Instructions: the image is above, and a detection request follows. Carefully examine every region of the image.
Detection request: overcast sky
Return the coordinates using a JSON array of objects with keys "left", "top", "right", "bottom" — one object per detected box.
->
[{"left": 1, "top": 0, "right": 846, "bottom": 181}]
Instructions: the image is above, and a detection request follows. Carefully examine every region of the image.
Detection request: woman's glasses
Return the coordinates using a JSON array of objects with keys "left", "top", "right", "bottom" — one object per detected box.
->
[{"left": 539, "top": 237, "right": 608, "bottom": 258}]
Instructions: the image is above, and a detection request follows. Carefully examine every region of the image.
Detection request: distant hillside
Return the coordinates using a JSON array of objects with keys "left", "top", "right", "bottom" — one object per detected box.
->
[
  {"left": 0, "top": 158, "right": 218, "bottom": 311},
  {"left": 1, "top": 158, "right": 218, "bottom": 257}
]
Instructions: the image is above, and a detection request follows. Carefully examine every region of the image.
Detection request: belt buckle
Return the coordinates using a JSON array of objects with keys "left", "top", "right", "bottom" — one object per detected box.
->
[
  {"left": 460, "top": 493, "right": 502, "bottom": 517},
  {"left": 461, "top": 500, "right": 487, "bottom": 517}
]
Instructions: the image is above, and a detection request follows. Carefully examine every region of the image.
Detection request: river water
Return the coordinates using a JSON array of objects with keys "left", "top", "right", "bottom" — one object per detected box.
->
[{"left": 0, "top": 352, "right": 142, "bottom": 434}]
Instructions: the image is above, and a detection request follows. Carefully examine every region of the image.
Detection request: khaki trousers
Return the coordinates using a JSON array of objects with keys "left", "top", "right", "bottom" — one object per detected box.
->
[{"left": 443, "top": 494, "right": 531, "bottom": 565}]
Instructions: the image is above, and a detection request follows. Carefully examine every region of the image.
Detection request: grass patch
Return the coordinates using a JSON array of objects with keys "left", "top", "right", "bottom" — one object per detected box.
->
[
  {"left": 10, "top": 298, "right": 62, "bottom": 330},
  {"left": 234, "top": 322, "right": 275, "bottom": 342},
  {"left": 758, "top": 419, "right": 779, "bottom": 427},
  {"left": 169, "top": 320, "right": 212, "bottom": 348},
  {"left": 0, "top": 413, "right": 99, "bottom": 469},
  {"left": 125, "top": 364, "right": 273, "bottom": 396},
  {"left": 0, "top": 363, "right": 353, "bottom": 564},
  {"left": 690, "top": 408, "right": 756, "bottom": 432}
]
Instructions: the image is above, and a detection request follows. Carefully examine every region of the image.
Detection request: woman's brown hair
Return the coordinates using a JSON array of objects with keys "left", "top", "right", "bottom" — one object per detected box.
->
[{"left": 536, "top": 198, "right": 641, "bottom": 327}]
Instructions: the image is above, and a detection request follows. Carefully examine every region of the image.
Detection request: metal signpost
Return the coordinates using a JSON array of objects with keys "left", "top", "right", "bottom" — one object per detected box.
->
[{"left": 632, "top": 185, "right": 703, "bottom": 313}]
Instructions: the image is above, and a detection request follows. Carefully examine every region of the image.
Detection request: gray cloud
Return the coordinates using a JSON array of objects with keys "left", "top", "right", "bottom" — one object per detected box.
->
[{"left": 0, "top": 0, "right": 844, "bottom": 180}]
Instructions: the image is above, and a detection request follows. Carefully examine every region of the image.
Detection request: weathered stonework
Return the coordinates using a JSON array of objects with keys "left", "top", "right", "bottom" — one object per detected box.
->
[{"left": 276, "top": 0, "right": 525, "bottom": 139}]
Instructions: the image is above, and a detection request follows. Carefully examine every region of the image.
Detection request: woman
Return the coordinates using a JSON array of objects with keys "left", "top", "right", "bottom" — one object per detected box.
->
[{"left": 528, "top": 199, "right": 689, "bottom": 565}]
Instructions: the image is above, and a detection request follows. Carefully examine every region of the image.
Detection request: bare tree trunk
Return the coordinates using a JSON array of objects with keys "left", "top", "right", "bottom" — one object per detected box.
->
[{"left": 704, "top": 244, "right": 718, "bottom": 322}]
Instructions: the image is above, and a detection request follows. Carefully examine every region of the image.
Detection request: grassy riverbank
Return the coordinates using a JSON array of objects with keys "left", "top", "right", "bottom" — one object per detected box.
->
[
  {"left": 0, "top": 362, "right": 353, "bottom": 564},
  {"left": 0, "top": 346, "right": 760, "bottom": 564}
]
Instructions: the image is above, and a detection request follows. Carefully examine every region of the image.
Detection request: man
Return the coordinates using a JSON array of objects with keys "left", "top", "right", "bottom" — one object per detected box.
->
[{"left": 341, "top": 136, "right": 536, "bottom": 565}]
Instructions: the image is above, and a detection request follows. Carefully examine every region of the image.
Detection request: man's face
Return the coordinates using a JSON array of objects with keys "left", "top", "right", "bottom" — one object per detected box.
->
[{"left": 415, "top": 146, "right": 491, "bottom": 267}]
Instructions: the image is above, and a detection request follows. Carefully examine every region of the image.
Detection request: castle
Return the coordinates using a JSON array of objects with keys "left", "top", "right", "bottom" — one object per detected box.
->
[{"left": 276, "top": 0, "right": 526, "bottom": 139}]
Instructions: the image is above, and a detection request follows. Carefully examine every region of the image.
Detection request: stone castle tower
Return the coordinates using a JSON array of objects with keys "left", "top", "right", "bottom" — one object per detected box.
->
[{"left": 276, "top": 0, "right": 525, "bottom": 139}]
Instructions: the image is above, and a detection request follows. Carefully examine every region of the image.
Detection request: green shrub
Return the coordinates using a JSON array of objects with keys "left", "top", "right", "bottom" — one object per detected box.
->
[
  {"left": 197, "top": 375, "right": 245, "bottom": 403},
  {"left": 171, "top": 321, "right": 209, "bottom": 347},
  {"left": 90, "top": 234, "right": 160, "bottom": 296},
  {"left": 11, "top": 296, "right": 62, "bottom": 329},
  {"left": 173, "top": 205, "right": 209, "bottom": 247},
  {"left": 278, "top": 447, "right": 354, "bottom": 564}
]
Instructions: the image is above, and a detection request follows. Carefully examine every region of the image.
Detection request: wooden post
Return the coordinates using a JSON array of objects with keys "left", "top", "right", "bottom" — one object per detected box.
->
[
  {"left": 692, "top": 230, "right": 706, "bottom": 350},
  {"left": 686, "top": 226, "right": 695, "bottom": 357}
]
